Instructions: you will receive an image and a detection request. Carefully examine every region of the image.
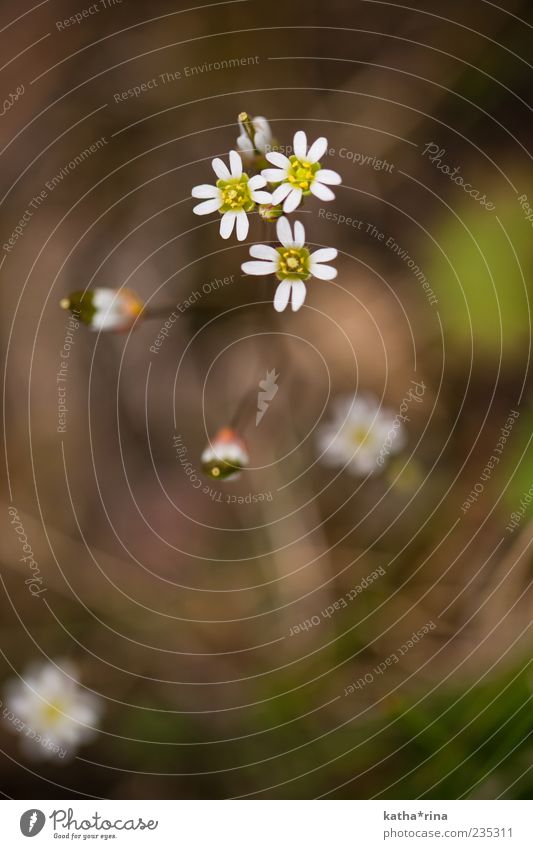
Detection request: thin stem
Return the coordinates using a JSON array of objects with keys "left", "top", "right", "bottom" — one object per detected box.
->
[
  {"left": 141, "top": 304, "right": 179, "bottom": 319},
  {"left": 229, "top": 386, "right": 258, "bottom": 431}
]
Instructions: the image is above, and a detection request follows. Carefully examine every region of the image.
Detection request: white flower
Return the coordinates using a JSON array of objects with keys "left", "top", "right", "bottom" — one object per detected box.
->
[
  {"left": 236, "top": 114, "right": 272, "bottom": 163},
  {"left": 241, "top": 216, "right": 338, "bottom": 312},
  {"left": 60, "top": 287, "right": 144, "bottom": 331},
  {"left": 317, "top": 395, "right": 406, "bottom": 475},
  {"left": 191, "top": 150, "right": 272, "bottom": 241},
  {"left": 3, "top": 659, "right": 103, "bottom": 760},
  {"left": 201, "top": 427, "right": 249, "bottom": 480},
  {"left": 261, "top": 130, "right": 341, "bottom": 212}
]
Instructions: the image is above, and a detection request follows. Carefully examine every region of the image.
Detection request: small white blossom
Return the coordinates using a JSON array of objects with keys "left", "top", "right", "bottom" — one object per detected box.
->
[
  {"left": 241, "top": 216, "right": 337, "bottom": 312},
  {"left": 60, "top": 287, "right": 144, "bottom": 331},
  {"left": 236, "top": 115, "right": 272, "bottom": 163},
  {"left": 192, "top": 150, "right": 272, "bottom": 241},
  {"left": 3, "top": 659, "right": 103, "bottom": 760},
  {"left": 201, "top": 427, "right": 249, "bottom": 480},
  {"left": 317, "top": 395, "right": 406, "bottom": 475},
  {"left": 261, "top": 131, "right": 341, "bottom": 212}
]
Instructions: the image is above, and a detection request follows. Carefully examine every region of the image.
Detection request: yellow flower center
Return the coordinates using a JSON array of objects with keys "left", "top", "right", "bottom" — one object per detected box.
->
[
  {"left": 287, "top": 157, "right": 317, "bottom": 191},
  {"left": 350, "top": 426, "right": 372, "bottom": 447},
  {"left": 277, "top": 247, "right": 309, "bottom": 279},
  {"left": 41, "top": 701, "right": 65, "bottom": 724},
  {"left": 220, "top": 178, "right": 251, "bottom": 210}
]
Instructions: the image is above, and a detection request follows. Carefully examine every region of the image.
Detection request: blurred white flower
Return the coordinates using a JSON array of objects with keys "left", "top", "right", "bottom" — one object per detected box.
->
[
  {"left": 236, "top": 114, "right": 272, "bottom": 163},
  {"left": 262, "top": 130, "right": 341, "bottom": 212},
  {"left": 3, "top": 659, "right": 103, "bottom": 760},
  {"left": 201, "top": 427, "right": 249, "bottom": 480},
  {"left": 192, "top": 150, "right": 271, "bottom": 241},
  {"left": 241, "top": 216, "right": 337, "bottom": 312},
  {"left": 60, "top": 287, "right": 143, "bottom": 331},
  {"left": 317, "top": 395, "right": 406, "bottom": 475}
]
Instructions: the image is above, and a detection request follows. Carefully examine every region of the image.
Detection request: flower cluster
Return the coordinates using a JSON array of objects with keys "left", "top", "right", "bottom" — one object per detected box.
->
[
  {"left": 58, "top": 114, "right": 371, "bottom": 486},
  {"left": 191, "top": 117, "right": 342, "bottom": 312}
]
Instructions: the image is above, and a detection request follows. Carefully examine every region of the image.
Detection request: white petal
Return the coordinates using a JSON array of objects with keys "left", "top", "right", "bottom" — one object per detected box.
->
[
  {"left": 290, "top": 280, "right": 307, "bottom": 311},
  {"left": 262, "top": 168, "right": 287, "bottom": 183},
  {"left": 253, "top": 116, "right": 271, "bottom": 137},
  {"left": 212, "top": 157, "right": 230, "bottom": 180},
  {"left": 307, "top": 136, "right": 328, "bottom": 163},
  {"left": 92, "top": 289, "right": 116, "bottom": 310},
  {"left": 91, "top": 311, "right": 130, "bottom": 331},
  {"left": 248, "top": 174, "right": 267, "bottom": 190},
  {"left": 242, "top": 260, "right": 277, "bottom": 276},
  {"left": 236, "top": 134, "right": 253, "bottom": 153},
  {"left": 293, "top": 130, "right": 307, "bottom": 159},
  {"left": 251, "top": 190, "right": 273, "bottom": 204},
  {"left": 220, "top": 211, "right": 237, "bottom": 239},
  {"left": 273, "top": 280, "right": 292, "bottom": 312},
  {"left": 276, "top": 216, "right": 294, "bottom": 247},
  {"left": 235, "top": 210, "right": 249, "bottom": 241},
  {"left": 271, "top": 183, "right": 292, "bottom": 204},
  {"left": 6, "top": 694, "right": 31, "bottom": 717},
  {"left": 254, "top": 130, "right": 269, "bottom": 152},
  {"left": 316, "top": 168, "right": 342, "bottom": 185},
  {"left": 310, "top": 261, "right": 337, "bottom": 280},
  {"left": 310, "top": 247, "right": 338, "bottom": 263},
  {"left": 351, "top": 452, "right": 377, "bottom": 475},
  {"left": 191, "top": 183, "right": 219, "bottom": 198},
  {"left": 293, "top": 220, "right": 305, "bottom": 248},
  {"left": 283, "top": 187, "right": 303, "bottom": 212},
  {"left": 310, "top": 181, "right": 335, "bottom": 201},
  {"left": 266, "top": 150, "right": 290, "bottom": 168},
  {"left": 229, "top": 150, "right": 243, "bottom": 178},
  {"left": 201, "top": 446, "right": 216, "bottom": 463},
  {"left": 266, "top": 151, "right": 290, "bottom": 168},
  {"left": 193, "top": 198, "right": 221, "bottom": 215},
  {"left": 250, "top": 244, "right": 279, "bottom": 260}
]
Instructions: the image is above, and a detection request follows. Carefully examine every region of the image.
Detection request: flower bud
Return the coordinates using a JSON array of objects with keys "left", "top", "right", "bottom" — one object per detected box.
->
[
  {"left": 59, "top": 288, "right": 144, "bottom": 331},
  {"left": 236, "top": 113, "right": 273, "bottom": 165},
  {"left": 201, "top": 427, "right": 249, "bottom": 480},
  {"left": 258, "top": 203, "right": 283, "bottom": 222}
]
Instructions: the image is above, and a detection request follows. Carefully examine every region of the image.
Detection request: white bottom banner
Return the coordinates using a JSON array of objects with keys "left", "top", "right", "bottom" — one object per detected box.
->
[{"left": 0, "top": 799, "right": 531, "bottom": 848}]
